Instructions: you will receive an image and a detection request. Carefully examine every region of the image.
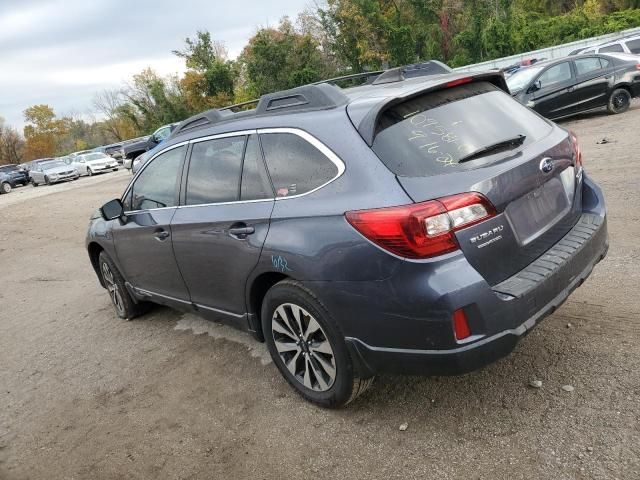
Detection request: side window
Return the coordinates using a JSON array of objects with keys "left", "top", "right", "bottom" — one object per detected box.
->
[
  {"left": 574, "top": 57, "right": 602, "bottom": 76},
  {"left": 156, "top": 127, "right": 171, "bottom": 141},
  {"left": 538, "top": 62, "right": 572, "bottom": 88},
  {"left": 600, "top": 43, "right": 624, "bottom": 53},
  {"left": 130, "top": 146, "right": 185, "bottom": 211},
  {"left": 260, "top": 132, "right": 339, "bottom": 197},
  {"left": 626, "top": 38, "right": 640, "bottom": 54},
  {"left": 600, "top": 58, "right": 611, "bottom": 68},
  {"left": 241, "top": 134, "right": 273, "bottom": 201},
  {"left": 185, "top": 136, "right": 245, "bottom": 205}
]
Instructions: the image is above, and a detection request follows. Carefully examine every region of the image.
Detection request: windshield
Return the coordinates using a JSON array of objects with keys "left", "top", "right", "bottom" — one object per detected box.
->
[
  {"left": 371, "top": 82, "right": 552, "bottom": 177},
  {"left": 506, "top": 66, "right": 544, "bottom": 92},
  {"left": 84, "top": 153, "right": 108, "bottom": 161},
  {"left": 43, "top": 161, "right": 66, "bottom": 169}
]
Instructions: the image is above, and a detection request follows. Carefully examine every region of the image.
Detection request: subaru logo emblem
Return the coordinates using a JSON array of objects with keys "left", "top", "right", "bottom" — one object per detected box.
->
[{"left": 539, "top": 158, "right": 554, "bottom": 174}]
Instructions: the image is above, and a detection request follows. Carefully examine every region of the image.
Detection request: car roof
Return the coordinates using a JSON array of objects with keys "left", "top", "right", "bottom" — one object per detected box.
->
[{"left": 168, "top": 65, "right": 506, "bottom": 146}]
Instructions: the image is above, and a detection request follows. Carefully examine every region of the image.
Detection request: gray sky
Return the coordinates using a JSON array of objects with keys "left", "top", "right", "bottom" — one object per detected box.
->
[{"left": 0, "top": 0, "right": 310, "bottom": 130}]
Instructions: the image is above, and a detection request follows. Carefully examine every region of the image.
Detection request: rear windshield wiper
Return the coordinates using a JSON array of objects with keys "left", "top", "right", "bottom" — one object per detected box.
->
[{"left": 457, "top": 135, "right": 526, "bottom": 164}]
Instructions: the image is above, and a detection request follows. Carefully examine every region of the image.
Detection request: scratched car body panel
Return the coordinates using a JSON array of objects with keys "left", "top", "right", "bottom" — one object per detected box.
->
[{"left": 87, "top": 66, "right": 608, "bottom": 407}]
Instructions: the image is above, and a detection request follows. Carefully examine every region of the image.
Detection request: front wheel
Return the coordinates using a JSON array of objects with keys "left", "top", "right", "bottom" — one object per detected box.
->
[
  {"left": 0, "top": 182, "right": 11, "bottom": 194},
  {"left": 88, "top": 168, "right": 94, "bottom": 176},
  {"left": 262, "top": 280, "right": 373, "bottom": 408},
  {"left": 44, "top": 176, "right": 51, "bottom": 185},
  {"left": 98, "top": 251, "right": 150, "bottom": 320},
  {"left": 608, "top": 88, "right": 631, "bottom": 114},
  {"left": 31, "top": 179, "right": 38, "bottom": 187}
]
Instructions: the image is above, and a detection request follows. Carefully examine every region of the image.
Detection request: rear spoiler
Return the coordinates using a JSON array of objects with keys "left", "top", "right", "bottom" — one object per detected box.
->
[{"left": 356, "top": 72, "right": 509, "bottom": 146}]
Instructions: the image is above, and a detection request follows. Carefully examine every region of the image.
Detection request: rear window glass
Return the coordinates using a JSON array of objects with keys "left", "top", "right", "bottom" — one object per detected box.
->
[
  {"left": 626, "top": 38, "right": 640, "bottom": 54},
  {"left": 372, "top": 82, "right": 552, "bottom": 177},
  {"left": 600, "top": 43, "right": 624, "bottom": 53}
]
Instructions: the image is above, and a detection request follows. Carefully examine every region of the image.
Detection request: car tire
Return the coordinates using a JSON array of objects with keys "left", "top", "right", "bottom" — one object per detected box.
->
[
  {"left": 44, "top": 176, "right": 51, "bottom": 185},
  {"left": 0, "top": 182, "right": 11, "bottom": 194},
  {"left": 261, "top": 280, "right": 374, "bottom": 408},
  {"left": 607, "top": 88, "right": 631, "bottom": 114},
  {"left": 31, "top": 179, "right": 38, "bottom": 187},
  {"left": 98, "top": 251, "right": 150, "bottom": 320},
  {"left": 88, "top": 168, "right": 94, "bottom": 176}
]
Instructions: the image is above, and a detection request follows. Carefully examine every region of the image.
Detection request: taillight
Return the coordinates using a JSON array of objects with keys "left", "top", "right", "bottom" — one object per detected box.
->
[
  {"left": 569, "top": 131, "right": 583, "bottom": 168},
  {"left": 345, "top": 192, "right": 496, "bottom": 259},
  {"left": 635, "top": 64, "right": 640, "bottom": 71}
]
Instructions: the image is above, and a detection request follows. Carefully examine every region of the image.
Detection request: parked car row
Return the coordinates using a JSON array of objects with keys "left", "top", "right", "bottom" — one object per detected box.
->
[{"left": 0, "top": 152, "right": 122, "bottom": 195}]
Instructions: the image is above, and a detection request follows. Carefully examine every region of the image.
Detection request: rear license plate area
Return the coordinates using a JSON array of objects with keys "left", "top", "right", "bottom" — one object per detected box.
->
[{"left": 506, "top": 168, "right": 575, "bottom": 245}]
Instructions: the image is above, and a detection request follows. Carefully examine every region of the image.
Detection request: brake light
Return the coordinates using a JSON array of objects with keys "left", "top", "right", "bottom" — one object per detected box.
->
[
  {"left": 345, "top": 192, "right": 496, "bottom": 259},
  {"left": 453, "top": 309, "right": 471, "bottom": 341},
  {"left": 446, "top": 77, "right": 473, "bottom": 88},
  {"left": 636, "top": 64, "right": 640, "bottom": 71},
  {"left": 569, "top": 131, "right": 583, "bottom": 167}
]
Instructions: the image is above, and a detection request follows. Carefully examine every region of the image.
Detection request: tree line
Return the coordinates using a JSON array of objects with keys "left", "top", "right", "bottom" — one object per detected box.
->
[{"left": 2, "top": 0, "right": 639, "bottom": 164}]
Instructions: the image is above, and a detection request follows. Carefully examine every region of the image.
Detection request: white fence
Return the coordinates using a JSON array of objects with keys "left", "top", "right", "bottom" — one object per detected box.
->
[{"left": 454, "top": 26, "right": 640, "bottom": 72}]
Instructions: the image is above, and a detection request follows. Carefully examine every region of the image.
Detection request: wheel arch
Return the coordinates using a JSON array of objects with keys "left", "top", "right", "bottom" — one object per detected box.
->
[
  {"left": 247, "top": 271, "right": 290, "bottom": 341},
  {"left": 87, "top": 242, "right": 106, "bottom": 288}
]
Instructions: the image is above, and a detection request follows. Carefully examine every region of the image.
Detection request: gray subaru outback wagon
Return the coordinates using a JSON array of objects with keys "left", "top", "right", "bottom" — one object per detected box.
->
[{"left": 87, "top": 67, "right": 608, "bottom": 407}]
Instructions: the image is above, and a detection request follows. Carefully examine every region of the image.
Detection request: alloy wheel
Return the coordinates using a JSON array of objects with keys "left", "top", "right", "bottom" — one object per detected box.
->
[
  {"left": 614, "top": 92, "right": 629, "bottom": 110},
  {"left": 101, "top": 261, "right": 125, "bottom": 316},
  {"left": 271, "top": 303, "right": 337, "bottom": 392}
]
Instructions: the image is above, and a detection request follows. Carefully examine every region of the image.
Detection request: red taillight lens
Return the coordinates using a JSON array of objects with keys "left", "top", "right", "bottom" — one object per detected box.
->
[
  {"left": 569, "top": 131, "right": 583, "bottom": 167},
  {"left": 446, "top": 77, "right": 473, "bottom": 88},
  {"left": 345, "top": 192, "right": 496, "bottom": 259},
  {"left": 453, "top": 309, "right": 471, "bottom": 341},
  {"left": 635, "top": 64, "right": 640, "bottom": 71}
]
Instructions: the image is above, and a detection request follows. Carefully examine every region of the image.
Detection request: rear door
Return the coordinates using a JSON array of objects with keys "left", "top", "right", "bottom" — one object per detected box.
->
[
  {"left": 113, "top": 145, "right": 190, "bottom": 302},
  {"left": 368, "top": 81, "right": 582, "bottom": 285},
  {"left": 531, "top": 61, "right": 576, "bottom": 118},
  {"left": 170, "top": 133, "right": 274, "bottom": 325},
  {"left": 570, "top": 57, "right": 610, "bottom": 111}
]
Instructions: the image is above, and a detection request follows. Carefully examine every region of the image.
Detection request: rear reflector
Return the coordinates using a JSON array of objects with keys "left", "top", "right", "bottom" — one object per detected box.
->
[
  {"left": 453, "top": 309, "right": 471, "bottom": 341},
  {"left": 345, "top": 192, "right": 496, "bottom": 259}
]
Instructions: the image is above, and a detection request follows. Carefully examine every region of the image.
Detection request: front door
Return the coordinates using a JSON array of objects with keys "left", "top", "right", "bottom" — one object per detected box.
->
[
  {"left": 531, "top": 61, "right": 575, "bottom": 119},
  {"left": 113, "top": 144, "right": 190, "bottom": 302},
  {"left": 171, "top": 134, "right": 274, "bottom": 326}
]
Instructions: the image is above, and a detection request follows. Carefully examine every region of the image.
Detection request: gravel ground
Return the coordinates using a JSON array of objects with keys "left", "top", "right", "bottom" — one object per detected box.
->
[{"left": 1, "top": 104, "right": 639, "bottom": 480}]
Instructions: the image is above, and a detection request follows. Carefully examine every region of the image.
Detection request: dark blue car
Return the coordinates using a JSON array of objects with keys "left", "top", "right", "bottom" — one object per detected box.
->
[{"left": 87, "top": 68, "right": 608, "bottom": 407}]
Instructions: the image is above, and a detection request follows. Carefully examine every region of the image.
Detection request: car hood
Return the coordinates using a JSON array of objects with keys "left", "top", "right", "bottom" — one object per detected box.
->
[{"left": 43, "top": 165, "right": 76, "bottom": 175}]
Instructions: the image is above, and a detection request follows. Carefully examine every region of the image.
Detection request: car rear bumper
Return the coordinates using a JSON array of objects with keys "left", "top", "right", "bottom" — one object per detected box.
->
[{"left": 303, "top": 174, "right": 608, "bottom": 378}]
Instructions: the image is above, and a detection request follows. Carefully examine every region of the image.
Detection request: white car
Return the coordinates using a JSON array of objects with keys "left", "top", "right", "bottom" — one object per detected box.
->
[
  {"left": 578, "top": 34, "right": 640, "bottom": 55},
  {"left": 68, "top": 152, "right": 119, "bottom": 176}
]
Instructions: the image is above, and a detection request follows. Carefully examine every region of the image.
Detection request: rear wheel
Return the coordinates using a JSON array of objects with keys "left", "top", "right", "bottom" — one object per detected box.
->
[
  {"left": 262, "top": 280, "right": 373, "bottom": 408},
  {"left": 608, "top": 88, "right": 631, "bottom": 114},
  {"left": 98, "top": 251, "right": 150, "bottom": 320},
  {"left": 31, "top": 179, "right": 38, "bottom": 187},
  {"left": 0, "top": 182, "right": 11, "bottom": 194}
]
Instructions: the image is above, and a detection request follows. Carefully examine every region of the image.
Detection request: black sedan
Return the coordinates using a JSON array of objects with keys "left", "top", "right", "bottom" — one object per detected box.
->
[{"left": 507, "top": 53, "right": 640, "bottom": 120}]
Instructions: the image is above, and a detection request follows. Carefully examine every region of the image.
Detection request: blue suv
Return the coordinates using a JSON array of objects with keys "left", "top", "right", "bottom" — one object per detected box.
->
[{"left": 87, "top": 67, "right": 608, "bottom": 407}]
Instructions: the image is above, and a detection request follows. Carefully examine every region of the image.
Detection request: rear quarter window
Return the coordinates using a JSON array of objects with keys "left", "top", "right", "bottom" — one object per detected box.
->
[
  {"left": 372, "top": 82, "right": 552, "bottom": 177},
  {"left": 260, "top": 132, "right": 339, "bottom": 197}
]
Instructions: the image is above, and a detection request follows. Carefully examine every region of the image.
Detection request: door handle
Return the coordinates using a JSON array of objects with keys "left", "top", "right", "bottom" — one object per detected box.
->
[
  {"left": 228, "top": 225, "right": 255, "bottom": 239},
  {"left": 566, "top": 86, "right": 575, "bottom": 92},
  {"left": 154, "top": 230, "right": 170, "bottom": 240}
]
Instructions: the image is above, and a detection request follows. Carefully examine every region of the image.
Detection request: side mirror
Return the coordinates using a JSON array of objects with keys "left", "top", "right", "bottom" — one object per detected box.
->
[
  {"left": 529, "top": 80, "right": 542, "bottom": 93},
  {"left": 100, "top": 198, "right": 124, "bottom": 220}
]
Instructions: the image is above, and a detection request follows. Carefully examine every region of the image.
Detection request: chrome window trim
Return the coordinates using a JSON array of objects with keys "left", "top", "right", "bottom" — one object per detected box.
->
[{"left": 121, "top": 127, "right": 346, "bottom": 214}]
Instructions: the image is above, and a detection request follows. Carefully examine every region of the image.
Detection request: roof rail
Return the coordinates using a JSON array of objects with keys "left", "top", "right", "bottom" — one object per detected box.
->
[{"left": 312, "top": 70, "right": 384, "bottom": 86}]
